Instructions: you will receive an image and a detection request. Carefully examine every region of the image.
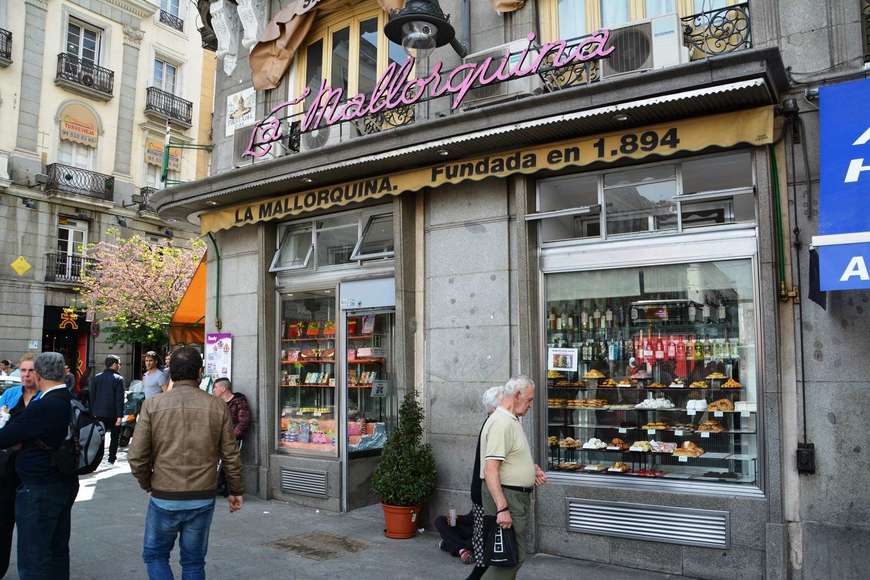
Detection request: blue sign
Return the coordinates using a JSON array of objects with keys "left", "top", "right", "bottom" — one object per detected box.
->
[{"left": 815, "top": 78, "right": 870, "bottom": 291}]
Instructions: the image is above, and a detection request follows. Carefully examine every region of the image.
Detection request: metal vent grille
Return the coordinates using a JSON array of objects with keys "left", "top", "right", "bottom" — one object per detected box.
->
[
  {"left": 566, "top": 498, "right": 729, "bottom": 548},
  {"left": 280, "top": 467, "right": 328, "bottom": 498}
]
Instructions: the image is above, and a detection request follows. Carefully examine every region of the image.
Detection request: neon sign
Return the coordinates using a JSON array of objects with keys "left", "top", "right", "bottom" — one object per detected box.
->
[{"left": 244, "top": 30, "right": 615, "bottom": 158}]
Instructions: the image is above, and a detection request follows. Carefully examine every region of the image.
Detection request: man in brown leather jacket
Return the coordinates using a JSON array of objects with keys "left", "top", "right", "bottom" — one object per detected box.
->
[{"left": 129, "top": 346, "right": 243, "bottom": 579}]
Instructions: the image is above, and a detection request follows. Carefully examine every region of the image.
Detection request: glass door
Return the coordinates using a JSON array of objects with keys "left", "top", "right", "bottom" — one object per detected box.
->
[{"left": 342, "top": 308, "right": 396, "bottom": 510}]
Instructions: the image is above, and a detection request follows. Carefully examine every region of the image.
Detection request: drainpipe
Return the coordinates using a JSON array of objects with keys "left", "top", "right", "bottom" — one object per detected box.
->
[
  {"left": 206, "top": 232, "right": 222, "bottom": 330},
  {"left": 449, "top": 0, "right": 470, "bottom": 58}
]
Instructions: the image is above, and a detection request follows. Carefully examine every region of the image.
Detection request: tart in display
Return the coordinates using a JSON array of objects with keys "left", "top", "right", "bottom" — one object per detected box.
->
[
  {"left": 629, "top": 440, "right": 652, "bottom": 452},
  {"left": 608, "top": 462, "right": 630, "bottom": 473},
  {"left": 616, "top": 378, "right": 634, "bottom": 388},
  {"left": 558, "top": 437, "right": 578, "bottom": 449},
  {"left": 599, "top": 378, "right": 618, "bottom": 388},
  {"left": 705, "top": 372, "right": 728, "bottom": 380},
  {"left": 696, "top": 419, "right": 725, "bottom": 433},
  {"left": 722, "top": 378, "right": 743, "bottom": 389},
  {"left": 707, "top": 398, "right": 734, "bottom": 412},
  {"left": 648, "top": 382, "right": 666, "bottom": 389},
  {"left": 583, "top": 369, "right": 606, "bottom": 380},
  {"left": 606, "top": 438, "right": 629, "bottom": 451},
  {"left": 547, "top": 436, "right": 558, "bottom": 446},
  {"left": 641, "top": 421, "right": 669, "bottom": 431},
  {"left": 689, "top": 380, "right": 708, "bottom": 389},
  {"left": 673, "top": 441, "right": 705, "bottom": 458}
]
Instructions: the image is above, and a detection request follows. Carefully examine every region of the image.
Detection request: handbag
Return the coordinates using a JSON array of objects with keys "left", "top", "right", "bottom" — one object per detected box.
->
[{"left": 482, "top": 515, "right": 519, "bottom": 568}]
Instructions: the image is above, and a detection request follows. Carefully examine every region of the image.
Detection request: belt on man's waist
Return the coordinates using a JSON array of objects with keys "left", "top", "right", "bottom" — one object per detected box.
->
[{"left": 502, "top": 484, "right": 533, "bottom": 493}]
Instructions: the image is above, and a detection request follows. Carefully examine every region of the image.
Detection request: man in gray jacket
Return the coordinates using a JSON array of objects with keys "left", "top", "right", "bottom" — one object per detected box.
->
[{"left": 89, "top": 355, "right": 125, "bottom": 464}]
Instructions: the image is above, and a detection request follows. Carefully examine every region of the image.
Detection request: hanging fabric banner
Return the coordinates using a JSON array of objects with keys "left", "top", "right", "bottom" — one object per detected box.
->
[
  {"left": 199, "top": 106, "right": 774, "bottom": 234},
  {"left": 59, "top": 104, "right": 98, "bottom": 148}
]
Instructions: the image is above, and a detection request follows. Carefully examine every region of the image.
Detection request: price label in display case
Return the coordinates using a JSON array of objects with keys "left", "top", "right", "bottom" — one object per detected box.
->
[
  {"left": 371, "top": 380, "right": 389, "bottom": 398},
  {"left": 701, "top": 432, "right": 711, "bottom": 439},
  {"left": 714, "top": 411, "right": 724, "bottom": 418},
  {"left": 678, "top": 456, "right": 688, "bottom": 463}
]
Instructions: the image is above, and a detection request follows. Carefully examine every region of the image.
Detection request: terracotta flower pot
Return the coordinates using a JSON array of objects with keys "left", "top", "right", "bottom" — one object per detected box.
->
[{"left": 381, "top": 503, "right": 421, "bottom": 539}]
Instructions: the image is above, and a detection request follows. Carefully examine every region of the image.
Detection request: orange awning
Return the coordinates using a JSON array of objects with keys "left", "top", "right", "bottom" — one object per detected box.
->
[{"left": 170, "top": 257, "right": 206, "bottom": 345}]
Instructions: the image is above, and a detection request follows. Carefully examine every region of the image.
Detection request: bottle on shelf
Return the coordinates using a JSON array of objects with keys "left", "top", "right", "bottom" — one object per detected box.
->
[
  {"left": 702, "top": 301, "right": 711, "bottom": 322},
  {"left": 549, "top": 309, "right": 557, "bottom": 331},
  {"left": 581, "top": 308, "right": 589, "bottom": 330},
  {"left": 717, "top": 301, "right": 727, "bottom": 322},
  {"left": 654, "top": 334, "right": 664, "bottom": 362},
  {"left": 688, "top": 302, "right": 697, "bottom": 322},
  {"left": 667, "top": 335, "right": 677, "bottom": 361}
]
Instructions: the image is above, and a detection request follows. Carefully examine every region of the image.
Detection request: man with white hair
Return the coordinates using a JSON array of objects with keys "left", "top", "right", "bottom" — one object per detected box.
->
[
  {"left": 479, "top": 376, "right": 546, "bottom": 579},
  {"left": 0, "top": 351, "right": 78, "bottom": 579}
]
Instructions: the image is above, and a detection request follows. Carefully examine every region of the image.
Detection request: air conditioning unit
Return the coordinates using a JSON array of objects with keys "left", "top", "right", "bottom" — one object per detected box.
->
[
  {"left": 461, "top": 40, "right": 541, "bottom": 110},
  {"left": 601, "top": 14, "right": 688, "bottom": 79}
]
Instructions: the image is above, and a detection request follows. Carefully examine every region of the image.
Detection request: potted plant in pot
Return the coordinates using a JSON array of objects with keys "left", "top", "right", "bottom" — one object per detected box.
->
[{"left": 372, "top": 389, "right": 437, "bottom": 539}]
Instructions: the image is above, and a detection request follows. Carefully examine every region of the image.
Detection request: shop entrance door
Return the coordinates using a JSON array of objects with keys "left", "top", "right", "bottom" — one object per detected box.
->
[{"left": 339, "top": 278, "right": 396, "bottom": 511}]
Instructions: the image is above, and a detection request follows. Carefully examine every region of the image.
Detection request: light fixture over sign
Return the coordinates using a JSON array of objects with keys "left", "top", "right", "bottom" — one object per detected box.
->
[{"left": 384, "top": 0, "right": 456, "bottom": 60}]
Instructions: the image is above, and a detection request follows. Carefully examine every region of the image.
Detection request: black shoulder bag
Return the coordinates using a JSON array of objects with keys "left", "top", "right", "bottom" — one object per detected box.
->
[{"left": 482, "top": 515, "right": 519, "bottom": 568}]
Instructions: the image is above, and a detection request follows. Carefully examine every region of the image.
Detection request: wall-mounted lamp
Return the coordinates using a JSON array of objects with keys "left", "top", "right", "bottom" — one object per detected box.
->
[
  {"left": 384, "top": 0, "right": 466, "bottom": 59},
  {"left": 116, "top": 216, "right": 128, "bottom": 228},
  {"left": 21, "top": 198, "right": 36, "bottom": 209}
]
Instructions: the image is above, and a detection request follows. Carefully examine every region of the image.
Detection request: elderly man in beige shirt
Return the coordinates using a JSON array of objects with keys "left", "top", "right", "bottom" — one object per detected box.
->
[{"left": 479, "top": 376, "right": 547, "bottom": 579}]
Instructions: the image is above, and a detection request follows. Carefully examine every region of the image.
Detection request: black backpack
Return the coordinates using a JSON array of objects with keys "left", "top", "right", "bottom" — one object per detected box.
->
[{"left": 40, "top": 398, "right": 106, "bottom": 476}]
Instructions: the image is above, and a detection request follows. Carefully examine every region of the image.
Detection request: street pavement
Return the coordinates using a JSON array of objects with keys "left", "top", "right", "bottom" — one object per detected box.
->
[{"left": 7, "top": 447, "right": 690, "bottom": 579}]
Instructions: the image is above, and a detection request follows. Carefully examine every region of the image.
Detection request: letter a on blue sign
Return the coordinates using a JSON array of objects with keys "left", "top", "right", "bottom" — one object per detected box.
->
[{"left": 816, "top": 78, "right": 870, "bottom": 291}]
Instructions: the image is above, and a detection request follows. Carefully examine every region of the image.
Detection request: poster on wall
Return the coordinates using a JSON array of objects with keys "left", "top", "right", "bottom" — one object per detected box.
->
[
  {"left": 547, "top": 347, "right": 578, "bottom": 372},
  {"left": 205, "top": 332, "right": 232, "bottom": 381},
  {"left": 225, "top": 87, "right": 256, "bottom": 137}
]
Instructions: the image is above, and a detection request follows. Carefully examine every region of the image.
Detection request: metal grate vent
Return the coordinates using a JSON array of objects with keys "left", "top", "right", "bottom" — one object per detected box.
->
[
  {"left": 280, "top": 467, "right": 328, "bottom": 498},
  {"left": 566, "top": 498, "right": 729, "bottom": 548}
]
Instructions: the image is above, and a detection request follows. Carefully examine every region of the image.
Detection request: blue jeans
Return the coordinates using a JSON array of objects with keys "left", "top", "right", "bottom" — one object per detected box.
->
[
  {"left": 143, "top": 499, "right": 215, "bottom": 580},
  {"left": 15, "top": 479, "right": 79, "bottom": 580}
]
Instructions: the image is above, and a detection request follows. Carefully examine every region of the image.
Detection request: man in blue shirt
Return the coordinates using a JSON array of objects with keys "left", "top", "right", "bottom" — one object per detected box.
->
[{"left": 0, "top": 352, "right": 78, "bottom": 580}]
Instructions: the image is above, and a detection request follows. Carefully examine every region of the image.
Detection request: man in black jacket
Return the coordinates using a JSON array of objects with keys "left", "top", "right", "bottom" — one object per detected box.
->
[
  {"left": 0, "top": 351, "right": 78, "bottom": 579},
  {"left": 90, "top": 355, "right": 125, "bottom": 464}
]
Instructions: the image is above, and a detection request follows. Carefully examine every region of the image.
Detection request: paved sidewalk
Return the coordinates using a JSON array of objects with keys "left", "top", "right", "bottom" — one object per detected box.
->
[{"left": 7, "top": 449, "right": 689, "bottom": 579}]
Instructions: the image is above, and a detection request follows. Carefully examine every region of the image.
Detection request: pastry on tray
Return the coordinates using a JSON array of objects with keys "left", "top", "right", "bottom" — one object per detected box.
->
[
  {"left": 547, "top": 436, "right": 558, "bottom": 446},
  {"left": 606, "top": 438, "right": 629, "bottom": 451},
  {"left": 576, "top": 399, "right": 608, "bottom": 409},
  {"left": 635, "top": 397, "right": 675, "bottom": 410},
  {"left": 722, "top": 378, "right": 743, "bottom": 389},
  {"left": 707, "top": 398, "right": 734, "bottom": 412},
  {"left": 672, "top": 423, "right": 695, "bottom": 433},
  {"left": 697, "top": 420, "right": 725, "bottom": 433},
  {"left": 616, "top": 378, "right": 634, "bottom": 388},
  {"left": 672, "top": 441, "right": 705, "bottom": 457},
  {"left": 629, "top": 440, "right": 652, "bottom": 452},
  {"left": 706, "top": 372, "right": 728, "bottom": 380},
  {"left": 583, "top": 464, "right": 607, "bottom": 472},
  {"left": 599, "top": 378, "right": 618, "bottom": 388},
  {"left": 581, "top": 437, "right": 608, "bottom": 450},
  {"left": 649, "top": 440, "right": 677, "bottom": 454},
  {"left": 668, "top": 379, "right": 685, "bottom": 388},
  {"left": 641, "top": 421, "right": 669, "bottom": 431},
  {"left": 686, "top": 398, "right": 708, "bottom": 412},
  {"left": 548, "top": 399, "right": 566, "bottom": 407},
  {"left": 558, "top": 437, "right": 578, "bottom": 449},
  {"left": 689, "top": 380, "right": 708, "bottom": 389},
  {"left": 648, "top": 382, "right": 666, "bottom": 389},
  {"left": 608, "top": 462, "right": 630, "bottom": 473},
  {"left": 583, "top": 369, "right": 606, "bottom": 379}
]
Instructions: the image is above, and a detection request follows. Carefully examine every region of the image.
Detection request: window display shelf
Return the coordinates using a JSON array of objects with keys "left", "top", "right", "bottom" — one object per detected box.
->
[
  {"left": 550, "top": 407, "right": 757, "bottom": 414},
  {"left": 282, "top": 337, "right": 336, "bottom": 342},
  {"left": 282, "top": 359, "right": 336, "bottom": 365},
  {"left": 553, "top": 424, "right": 758, "bottom": 435},
  {"left": 282, "top": 383, "right": 335, "bottom": 388}
]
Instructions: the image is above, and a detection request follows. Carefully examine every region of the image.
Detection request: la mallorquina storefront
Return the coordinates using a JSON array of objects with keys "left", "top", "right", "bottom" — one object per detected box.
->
[{"left": 155, "top": 13, "right": 799, "bottom": 576}]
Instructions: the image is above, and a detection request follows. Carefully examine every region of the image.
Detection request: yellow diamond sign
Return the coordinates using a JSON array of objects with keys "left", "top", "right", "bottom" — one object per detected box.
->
[{"left": 11, "top": 256, "right": 32, "bottom": 276}]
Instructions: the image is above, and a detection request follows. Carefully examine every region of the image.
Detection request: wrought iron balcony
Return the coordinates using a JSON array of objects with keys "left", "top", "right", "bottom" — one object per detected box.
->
[
  {"left": 682, "top": 2, "right": 751, "bottom": 60},
  {"left": 863, "top": 0, "right": 870, "bottom": 62},
  {"left": 145, "top": 86, "right": 194, "bottom": 128},
  {"left": 159, "top": 9, "right": 184, "bottom": 32},
  {"left": 55, "top": 53, "right": 114, "bottom": 100},
  {"left": 45, "top": 163, "right": 114, "bottom": 201},
  {"left": 45, "top": 252, "right": 97, "bottom": 284},
  {"left": 0, "top": 28, "right": 11, "bottom": 67}
]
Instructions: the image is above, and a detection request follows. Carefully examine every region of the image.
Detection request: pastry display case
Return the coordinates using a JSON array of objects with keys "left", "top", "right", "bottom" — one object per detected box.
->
[
  {"left": 278, "top": 293, "right": 338, "bottom": 456},
  {"left": 544, "top": 259, "right": 759, "bottom": 486}
]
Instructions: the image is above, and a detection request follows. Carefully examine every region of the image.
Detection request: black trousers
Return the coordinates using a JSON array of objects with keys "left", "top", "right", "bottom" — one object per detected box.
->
[
  {"left": 0, "top": 475, "right": 16, "bottom": 579},
  {"left": 434, "top": 512, "right": 474, "bottom": 556},
  {"left": 98, "top": 417, "right": 120, "bottom": 462}
]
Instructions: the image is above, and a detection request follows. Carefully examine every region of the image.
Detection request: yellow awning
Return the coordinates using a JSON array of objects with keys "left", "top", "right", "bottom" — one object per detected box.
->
[{"left": 170, "top": 257, "right": 206, "bottom": 345}]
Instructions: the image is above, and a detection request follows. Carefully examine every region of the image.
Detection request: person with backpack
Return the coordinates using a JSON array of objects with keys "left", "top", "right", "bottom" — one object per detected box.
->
[
  {"left": 0, "top": 352, "right": 79, "bottom": 579},
  {"left": 129, "top": 346, "right": 243, "bottom": 580},
  {"left": 89, "top": 355, "right": 125, "bottom": 464}
]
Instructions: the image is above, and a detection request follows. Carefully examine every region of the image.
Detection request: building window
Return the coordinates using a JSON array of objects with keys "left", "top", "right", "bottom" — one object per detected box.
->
[
  {"left": 161, "top": 0, "right": 180, "bottom": 17},
  {"left": 270, "top": 207, "right": 394, "bottom": 273},
  {"left": 298, "top": 8, "right": 407, "bottom": 105},
  {"left": 55, "top": 219, "right": 88, "bottom": 280},
  {"left": 144, "top": 163, "right": 178, "bottom": 189},
  {"left": 58, "top": 140, "right": 95, "bottom": 170},
  {"left": 153, "top": 58, "right": 178, "bottom": 94},
  {"left": 66, "top": 18, "right": 101, "bottom": 65},
  {"left": 532, "top": 150, "right": 755, "bottom": 244}
]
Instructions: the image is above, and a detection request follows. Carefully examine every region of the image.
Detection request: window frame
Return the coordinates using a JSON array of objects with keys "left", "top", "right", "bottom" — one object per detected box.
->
[
  {"left": 294, "top": 6, "right": 409, "bottom": 112},
  {"left": 270, "top": 226, "right": 315, "bottom": 273},
  {"left": 532, "top": 149, "right": 756, "bottom": 246},
  {"left": 161, "top": 0, "right": 180, "bottom": 17},
  {"left": 539, "top": 0, "right": 741, "bottom": 41},
  {"left": 350, "top": 213, "right": 395, "bottom": 261},
  {"left": 153, "top": 56, "right": 179, "bottom": 94},
  {"left": 66, "top": 17, "right": 102, "bottom": 64}
]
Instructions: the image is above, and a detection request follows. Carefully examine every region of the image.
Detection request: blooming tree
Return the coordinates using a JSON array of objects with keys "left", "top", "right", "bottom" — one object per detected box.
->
[{"left": 77, "top": 228, "right": 205, "bottom": 347}]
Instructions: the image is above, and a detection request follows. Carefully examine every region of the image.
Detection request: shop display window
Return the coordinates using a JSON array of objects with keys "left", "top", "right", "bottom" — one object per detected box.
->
[
  {"left": 533, "top": 151, "right": 755, "bottom": 244},
  {"left": 278, "top": 292, "right": 338, "bottom": 456},
  {"left": 544, "top": 259, "right": 759, "bottom": 486}
]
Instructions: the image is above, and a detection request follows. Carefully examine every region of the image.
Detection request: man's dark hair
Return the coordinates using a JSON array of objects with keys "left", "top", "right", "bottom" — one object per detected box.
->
[
  {"left": 214, "top": 377, "right": 232, "bottom": 392},
  {"left": 105, "top": 355, "right": 121, "bottom": 368},
  {"left": 0, "top": 360, "right": 10, "bottom": 367},
  {"left": 169, "top": 346, "right": 202, "bottom": 382}
]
